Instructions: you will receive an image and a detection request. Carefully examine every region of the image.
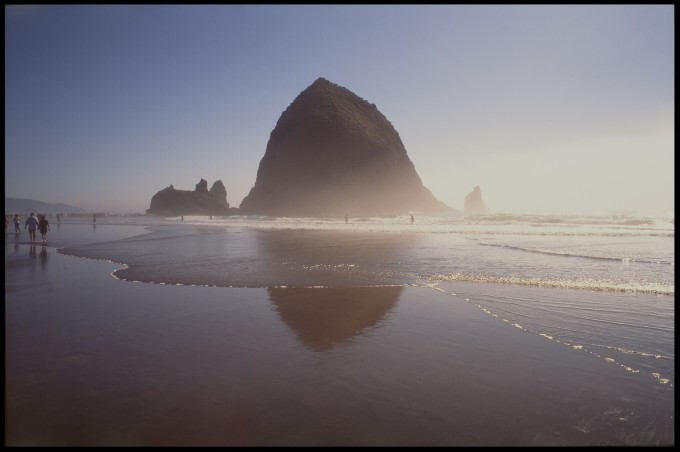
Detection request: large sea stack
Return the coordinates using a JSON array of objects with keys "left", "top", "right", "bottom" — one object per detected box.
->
[
  {"left": 146, "top": 179, "right": 231, "bottom": 216},
  {"left": 239, "top": 77, "right": 451, "bottom": 216}
]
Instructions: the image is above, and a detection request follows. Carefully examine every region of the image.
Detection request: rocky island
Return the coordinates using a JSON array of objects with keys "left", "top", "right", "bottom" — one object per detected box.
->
[{"left": 146, "top": 179, "right": 232, "bottom": 216}]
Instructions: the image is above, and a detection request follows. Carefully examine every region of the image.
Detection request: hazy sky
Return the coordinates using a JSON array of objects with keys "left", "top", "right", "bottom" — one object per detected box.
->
[{"left": 5, "top": 5, "right": 674, "bottom": 214}]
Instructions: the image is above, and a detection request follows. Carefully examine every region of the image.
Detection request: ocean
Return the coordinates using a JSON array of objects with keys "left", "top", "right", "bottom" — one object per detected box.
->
[{"left": 6, "top": 210, "right": 674, "bottom": 445}]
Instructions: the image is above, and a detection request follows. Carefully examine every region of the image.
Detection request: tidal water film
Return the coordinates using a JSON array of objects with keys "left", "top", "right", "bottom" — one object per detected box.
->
[{"left": 5, "top": 212, "right": 674, "bottom": 446}]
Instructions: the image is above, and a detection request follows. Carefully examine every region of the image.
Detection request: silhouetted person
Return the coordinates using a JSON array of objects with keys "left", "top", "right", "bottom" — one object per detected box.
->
[
  {"left": 14, "top": 214, "right": 21, "bottom": 233},
  {"left": 25, "top": 212, "right": 39, "bottom": 243},
  {"left": 93, "top": 214, "right": 96, "bottom": 224},
  {"left": 181, "top": 215, "right": 184, "bottom": 221},
  {"left": 38, "top": 215, "right": 50, "bottom": 244},
  {"left": 410, "top": 214, "right": 414, "bottom": 225},
  {"left": 345, "top": 214, "right": 348, "bottom": 224}
]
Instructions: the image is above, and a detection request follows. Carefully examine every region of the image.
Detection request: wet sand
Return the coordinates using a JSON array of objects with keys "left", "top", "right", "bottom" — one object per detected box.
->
[{"left": 5, "top": 238, "right": 674, "bottom": 446}]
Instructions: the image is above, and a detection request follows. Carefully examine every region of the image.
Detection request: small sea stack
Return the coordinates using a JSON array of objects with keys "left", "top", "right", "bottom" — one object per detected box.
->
[
  {"left": 146, "top": 178, "right": 231, "bottom": 216},
  {"left": 464, "top": 185, "right": 489, "bottom": 212}
]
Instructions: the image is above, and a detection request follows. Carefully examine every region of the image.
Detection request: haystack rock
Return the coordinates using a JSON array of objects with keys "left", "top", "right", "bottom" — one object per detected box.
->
[
  {"left": 239, "top": 77, "right": 451, "bottom": 216},
  {"left": 464, "top": 185, "right": 489, "bottom": 212},
  {"left": 146, "top": 178, "right": 231, "bottom": 215}
]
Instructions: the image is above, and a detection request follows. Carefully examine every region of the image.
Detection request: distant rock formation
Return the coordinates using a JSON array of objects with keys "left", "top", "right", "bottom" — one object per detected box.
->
[
  {"left": 146, "top": 179, "right": 231, "bottom": 216},
  {"left": 239, "top": 77, "right": 451, "bottom": 216},
  {"left": 464, "top": 186, "right": 489, "bottom": 212},
  {"left": 209, "top": 180, "right": 228, "bottom": 202}
]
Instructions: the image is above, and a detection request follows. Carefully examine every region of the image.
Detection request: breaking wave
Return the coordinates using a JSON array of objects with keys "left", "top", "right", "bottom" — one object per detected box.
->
[
  {"left": 428, "top": 273, "right": 674, "bottom": 296},
  {"left": 173, "top": 212, "right": 675, "bottom": 237},
  {"left": 477, "top": 242, "right": 673, "bottom": 265}
]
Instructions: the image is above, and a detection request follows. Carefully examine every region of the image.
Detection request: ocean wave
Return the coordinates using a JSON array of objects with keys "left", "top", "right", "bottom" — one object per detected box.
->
[
  {"left": 428, "top": 273, "right": 674, "bottom": 296},
  {"left": 173, "top": 212, "right": 674, "bottom": 237},
  {"left": 177, "top": 218, "right": 674, "bottom": 238},
  {"left": 477, "top": 242, "right": 671, "bottom": 265}
]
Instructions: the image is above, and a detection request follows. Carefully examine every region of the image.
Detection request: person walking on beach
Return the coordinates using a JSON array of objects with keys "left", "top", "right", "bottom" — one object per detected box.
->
[
  {"left": 38, "top": 215, "right": 50, "bottom": 244},
  {"left": 25, "top": 212, "right": 39, "bottom": 243},
  {"left": 410, "top": 214, "right": 414, "bottom": 225},
  {"left": 345, "top": 214, "right": 349, "bottom": 224},
  {"left": 93, "top": 213, "right": 96, "bottom": 224},
  {"left": 14, "top": 214, "right": 21, "bottom": 233}
]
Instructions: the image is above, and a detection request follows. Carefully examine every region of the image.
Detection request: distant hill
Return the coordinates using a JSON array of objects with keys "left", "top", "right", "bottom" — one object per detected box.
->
[{"left": 4, "top": 197, "right": 86, "bottom": 214}]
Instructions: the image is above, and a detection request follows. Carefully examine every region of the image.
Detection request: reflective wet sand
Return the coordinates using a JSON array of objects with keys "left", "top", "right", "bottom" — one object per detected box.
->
[{"left": 5, "top": 243, "right": 673, "bottom": 446}]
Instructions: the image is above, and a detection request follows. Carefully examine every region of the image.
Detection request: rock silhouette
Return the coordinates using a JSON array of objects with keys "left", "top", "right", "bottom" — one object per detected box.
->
[
  {"left": 146, "top": 179, "right": 231, "bottom": 216},
  {"left": 464, "top": 185, "right": 489, "bottom": 212},
  {"left": 268, "top": 286, "right": 402, "bottom": 352},
  {"left": 239, "top": 77, "right": 451, "bottom": 216}
]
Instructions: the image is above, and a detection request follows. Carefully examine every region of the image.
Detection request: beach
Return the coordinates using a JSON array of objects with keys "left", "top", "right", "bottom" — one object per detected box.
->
[{"left": 5, "top": 217, "right": 674, "bottom": 446}]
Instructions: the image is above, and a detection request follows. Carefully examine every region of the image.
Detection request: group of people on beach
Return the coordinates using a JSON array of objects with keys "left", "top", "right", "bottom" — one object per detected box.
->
[
  {"left": 6, "top": 213, "right": 51, "bottom": 243},
  {"left": 25, "top": 213, "right": 51, "bottom": 244}
]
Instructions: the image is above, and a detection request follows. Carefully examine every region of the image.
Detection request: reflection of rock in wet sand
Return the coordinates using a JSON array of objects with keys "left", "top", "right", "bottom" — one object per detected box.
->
[{"left": 269, "top": 286, "right": 403, "bottom": 352}]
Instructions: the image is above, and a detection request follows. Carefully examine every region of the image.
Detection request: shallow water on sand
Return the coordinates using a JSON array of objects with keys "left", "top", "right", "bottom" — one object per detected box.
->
[
  {"left": 5, "top": 216, "right": 675, "bottom": 446},
  {"left": 57, "top": 220, "right": 674, "bottom": 390},
  {"left": 5, "top": 251, "right": 674, "bottom": 446}
]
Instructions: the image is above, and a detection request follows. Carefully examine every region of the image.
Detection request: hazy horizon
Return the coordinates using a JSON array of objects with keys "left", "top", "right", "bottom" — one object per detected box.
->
[{"left": 5, "top": 5, "right": 674, "bottom": 215}]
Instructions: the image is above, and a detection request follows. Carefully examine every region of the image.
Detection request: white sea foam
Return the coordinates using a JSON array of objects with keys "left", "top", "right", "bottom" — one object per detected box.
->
[
  {"left": 428, "top": 273, "right": 674, "bottom": 296},
  {"left": 175, "top": 212, "right": 674, "bottom": 237}
]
